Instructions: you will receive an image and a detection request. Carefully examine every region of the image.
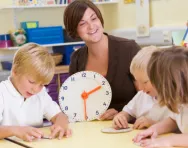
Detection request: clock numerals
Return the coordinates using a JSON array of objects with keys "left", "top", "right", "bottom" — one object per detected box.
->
[
  {"left": 106, "top": 91, "right": 109, "bottom": 95},
  {"left": 58, "top": 71, "right": 112, "bottom": 122},
  {"left": 61, "top": 96, "right": 64, "bottom": 101},
  {"left": 73, "top": 113, "right": 77, "bottom": 117},
  {"left": 71, "top": 77, "right": 75, "bottom": 81},
  {"left": 63, "top": 86, "right": 68, "bottom": 90},
  {"left": 82, "top": 72, "right": 86, "bottom": 77},
  {"left": 65, "top": 106, "right": 68, "bottom": 111}
]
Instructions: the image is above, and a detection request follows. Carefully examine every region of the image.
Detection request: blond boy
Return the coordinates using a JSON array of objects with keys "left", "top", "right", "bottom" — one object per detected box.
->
[
  {"left": 113, "top": 46, "right": 171, "bottom": 129},
  {"left": 0, "top": 43, "right": 70, "bottom": 142}
]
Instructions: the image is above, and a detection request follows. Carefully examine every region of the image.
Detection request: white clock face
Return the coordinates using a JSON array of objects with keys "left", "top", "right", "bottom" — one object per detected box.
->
[{"left": 58, "top": 71, "right": 112, "bottom": 122}]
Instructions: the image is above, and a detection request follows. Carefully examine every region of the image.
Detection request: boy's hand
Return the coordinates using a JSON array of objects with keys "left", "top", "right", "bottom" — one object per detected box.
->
[
  {"left": 133, "top": 116, "right": 155, "bottom": 129},
  {"left": 112, "top": 111, "right": 129, "bottom": 129},
  {"left": 99, "top": 108, "right": 118, "bottom": 120},
  {"left": 50, "top": 124, "right": 72, "bottom": 139},
  {"left": 13, "top": 126, "right": 43, "bottom": 142},
  {"left": 50, "top": 112, "right": 72, "bottom": 139}
]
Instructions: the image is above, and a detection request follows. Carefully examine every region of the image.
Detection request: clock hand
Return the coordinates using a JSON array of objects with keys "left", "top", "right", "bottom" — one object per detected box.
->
[
  {"left": 81, "top": 86, "right": 101, "bottom": 120},
  {"left": 84, "top": 99, "right": 87, "bottom": 120},
  {"left": 81, "top": 86, "right": 102, "bottom": 99},
  {"left": 81, "top": 91, "right": 88, "bottom": 120},
  {"left": 87, "top": 85, "right": 101, "bottom": 95}
]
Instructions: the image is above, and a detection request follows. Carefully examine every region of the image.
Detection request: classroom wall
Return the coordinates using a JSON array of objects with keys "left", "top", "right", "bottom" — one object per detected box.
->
[
  {"left": 0, "top": 0, "right": 187, "bottom": 70},
  {"left": 101, "top": 0, "right": 188, "bottom": 30},
  {"left": 0, "top": 0, "right": 187, "bottom": 34}
]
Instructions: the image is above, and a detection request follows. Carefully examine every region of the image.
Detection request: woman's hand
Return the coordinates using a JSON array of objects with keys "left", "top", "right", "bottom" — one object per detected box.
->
[{"left": 99, "top": 108, "right": 118, "bottom": 120}]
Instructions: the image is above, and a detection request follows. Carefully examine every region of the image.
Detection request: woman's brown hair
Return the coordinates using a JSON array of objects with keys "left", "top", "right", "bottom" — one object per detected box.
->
[
  {"left": 147, "top": 46, "right": 188, "bottom": 113},
  {"left": 64, "top": 0, "right": 104, "bottom": 39}
]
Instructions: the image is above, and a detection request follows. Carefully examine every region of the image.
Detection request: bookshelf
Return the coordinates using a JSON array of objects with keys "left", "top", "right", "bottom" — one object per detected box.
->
[
  {"left": 1, "top": 1, "right": 118, "bottom": 9},
  {"left": 0, "top": 0, "right": 118, "bottom": 50},
  {"left": 0, "top": 41, "right": 85, "bottom": 50}
]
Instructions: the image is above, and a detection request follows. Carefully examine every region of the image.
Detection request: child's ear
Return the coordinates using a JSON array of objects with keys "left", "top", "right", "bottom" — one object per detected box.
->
[{"left": 11, "top": 66, "right": 17, "bottom": 77}]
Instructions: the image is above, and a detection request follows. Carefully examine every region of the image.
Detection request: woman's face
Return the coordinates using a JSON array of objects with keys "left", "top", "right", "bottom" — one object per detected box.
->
[{"left": 77, "top": 7, "right": 104, "bottom": 43}]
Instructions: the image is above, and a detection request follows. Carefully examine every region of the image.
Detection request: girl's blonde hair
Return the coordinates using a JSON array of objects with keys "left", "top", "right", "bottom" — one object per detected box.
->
[
  {"left": 130, "top": 46, "right": 158, "bottom": 75},
  {"left": 12, "top": 43, "right": 55, "bottom": 85},
  {"left": 148, "top": 46, "right": 188, "bottom": 113}
]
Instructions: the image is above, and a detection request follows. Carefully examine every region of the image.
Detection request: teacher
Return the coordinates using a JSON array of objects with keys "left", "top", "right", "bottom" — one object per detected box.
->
[{"left": 64, "top": 0, "right": 140, "bottom": 120}]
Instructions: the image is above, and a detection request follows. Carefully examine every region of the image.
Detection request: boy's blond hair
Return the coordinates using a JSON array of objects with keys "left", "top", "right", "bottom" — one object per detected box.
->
[
  {"left": 130, "top": 46, "right": 158, "bottom": 75},
  {"left": 148, "top": 46, "right": 188, "bottom": 113},
  {"left": 12, "top": 43, "right": 55, "bottom": 85}
]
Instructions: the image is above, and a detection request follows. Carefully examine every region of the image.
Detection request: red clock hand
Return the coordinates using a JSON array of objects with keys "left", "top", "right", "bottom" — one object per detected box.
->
[
  {"left": 81, "top": 86, "right": 101, "bottom": 120},
  {"left": 84, "top": 99, "right": 87, "bottom": 120},
  {"left": 81, "top": 86, "right": 101, "bottom": 99}
]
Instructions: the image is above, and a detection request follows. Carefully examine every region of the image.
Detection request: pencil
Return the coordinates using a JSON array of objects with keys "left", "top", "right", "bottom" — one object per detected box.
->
[
  {"left": 5, "top": 138, "right": 33, "bottom": 148},
  {"left": 181, "top": 21, "right": 188, "bottom": 46}
]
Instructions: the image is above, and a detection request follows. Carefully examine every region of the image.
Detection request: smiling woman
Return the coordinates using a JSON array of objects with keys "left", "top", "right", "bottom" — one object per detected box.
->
[{"left": 63, "top": 0, "right": 141, "bottom": 120}]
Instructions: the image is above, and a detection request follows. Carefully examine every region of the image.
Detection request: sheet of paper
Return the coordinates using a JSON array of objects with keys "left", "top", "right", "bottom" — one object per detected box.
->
[{"left": 101, "top": 127, "right": 133, "bottom": 133}]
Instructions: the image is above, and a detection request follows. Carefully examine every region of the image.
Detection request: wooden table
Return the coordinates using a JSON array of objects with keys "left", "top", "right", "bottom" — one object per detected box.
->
[
  {"left": 0, "top": 139, "right": 23, "bottom": 148},
  {"left": 0, "top": 121, "right": 181, "bottom": 148}
]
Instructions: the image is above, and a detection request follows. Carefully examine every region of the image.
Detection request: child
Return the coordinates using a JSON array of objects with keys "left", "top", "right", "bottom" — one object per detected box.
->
[
  {"left": 113, "top": 46, "right": 171, "bottom": 130},
  {"left": 133, "top": 46, "right": 188, "bottom": 147},
  {"left": 0, "top": 43, "right": 71, "bottom": 142}
]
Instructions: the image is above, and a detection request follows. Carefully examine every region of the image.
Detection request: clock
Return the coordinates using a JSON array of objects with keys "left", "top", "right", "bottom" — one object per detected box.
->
[{"left": 58, "top": 71, "right": 112, "bottom": 122}]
